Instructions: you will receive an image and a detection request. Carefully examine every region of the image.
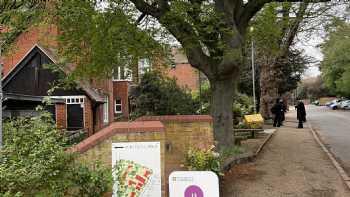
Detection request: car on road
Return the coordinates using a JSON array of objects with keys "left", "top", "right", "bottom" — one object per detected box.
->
[
  {"left": 312, "top": 100, "right": 320, "bottom": 106},
  {"left": 327, "top": 99, "right": 343, "bottom": 110},
  {"left": 340, "top": 100, "right": 350, "bottom": 109}
]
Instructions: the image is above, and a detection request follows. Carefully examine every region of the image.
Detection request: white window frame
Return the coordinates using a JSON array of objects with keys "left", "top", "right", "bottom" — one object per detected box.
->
[
  {"left": 115, "top": 98, "right": 122, "bottom": 114},
  {"left": 138, "top": 58, "right": 151, "bottom": 76},
  {"left": 112, "top": 66, "right": 133, "bottom": 81},
  {"left": 103, "top": 96, "right": 109, "bottom": 123}
]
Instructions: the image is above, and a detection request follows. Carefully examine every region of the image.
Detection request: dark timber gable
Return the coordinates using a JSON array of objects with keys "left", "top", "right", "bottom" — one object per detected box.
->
[{"left": 3, "top": 46, "right": 84, "bottom": 97}]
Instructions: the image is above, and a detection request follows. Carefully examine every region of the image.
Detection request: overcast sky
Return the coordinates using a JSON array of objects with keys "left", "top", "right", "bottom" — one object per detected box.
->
[
  {"left": 297, "top": 37, "right": 323, "bottom": 78},
  {"left": 297, "top": 2, "right": 348, "bottom": 79}
]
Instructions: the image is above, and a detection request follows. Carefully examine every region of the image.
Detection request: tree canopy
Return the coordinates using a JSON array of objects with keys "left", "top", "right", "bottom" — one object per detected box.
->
[
  {"left": 52, "top": 0, "right": 334, "bottom": 148},
  {"left": 321, "top": 20, "right": 350, "bottom": 97},
  {"left": 54, "top": 0, "right": 167, "bottom": 80}
]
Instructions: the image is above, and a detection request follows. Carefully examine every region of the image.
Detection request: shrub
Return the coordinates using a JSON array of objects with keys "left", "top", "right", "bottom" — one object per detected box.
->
[
  {"left": 0, "top": 111, "right": 112, "bottom": 196},
  {"left": 184, "top": 146, "right": 222, "bottom": 177},
  {"left": 130, "top": 71, "right": 199, "bottom": 118}
]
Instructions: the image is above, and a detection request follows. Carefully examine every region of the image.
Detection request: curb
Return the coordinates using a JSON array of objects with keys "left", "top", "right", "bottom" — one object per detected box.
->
[
  {"left": 308, "top": 122, "right": 350, "bottom": 190},
  {"left": 222, "top": 130, "right": 275, "bottom": 172},
  {"left": 254, "top": 131, "right": 275, "bottom": 156}
]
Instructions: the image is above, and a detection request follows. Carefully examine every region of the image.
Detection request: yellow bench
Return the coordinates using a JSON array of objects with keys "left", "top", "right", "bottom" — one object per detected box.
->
[{"left": 244, "top": 114, "right": 264, "bottom": 129}]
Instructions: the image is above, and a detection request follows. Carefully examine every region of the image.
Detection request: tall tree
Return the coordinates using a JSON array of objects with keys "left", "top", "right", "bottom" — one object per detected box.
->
[
  {"left": 55, "top": 0, "right": 331, "bottom": 148},
  {"left": 321, "top": 20, "right": 350, "bottom": 97},
  {"left": 123, "top": 0, "right": 331, "bottom": 147}
]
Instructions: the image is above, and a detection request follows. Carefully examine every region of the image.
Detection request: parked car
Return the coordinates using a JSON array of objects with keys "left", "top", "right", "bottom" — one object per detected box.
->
[
  {"left": 312, "top": 100, "right": 320, "bottom": 106},
  {"left": 340, "top": 100, "right": 350, "bottom": 109},
  {"left": 328, "top": 99, "right": 343, "bottom": 110}
]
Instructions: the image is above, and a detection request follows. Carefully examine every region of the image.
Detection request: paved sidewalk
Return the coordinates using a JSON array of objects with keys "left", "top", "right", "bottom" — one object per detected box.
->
[{"left": 223, "top": 112, "right": 350, "bottom": 197}]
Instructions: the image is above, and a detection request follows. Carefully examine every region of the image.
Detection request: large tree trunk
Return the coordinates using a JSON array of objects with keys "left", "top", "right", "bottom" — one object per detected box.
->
[
  {"left": 260, "top": 63, "right": 279, "bottom": 119},
  {"left": 210, "top": 76, "right": 236, "bottom": 149}
]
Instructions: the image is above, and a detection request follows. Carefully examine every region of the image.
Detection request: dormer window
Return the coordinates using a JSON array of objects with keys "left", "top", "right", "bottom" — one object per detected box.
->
[
  {"left": 112, "top": 66, "right": 132, "bottom": 81},
  {"left": 138, "top": 58, "right": 151, "bottom": 76}
]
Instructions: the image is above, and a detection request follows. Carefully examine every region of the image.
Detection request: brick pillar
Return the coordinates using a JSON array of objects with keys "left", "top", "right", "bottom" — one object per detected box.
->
[
  {"left": 55, "top": 103, "right": 66, "bottom": 129},
  {"left": 113, "top": 81, "right": 130, "bottom": 120},
  {"left": 84, "top": 97, "right": 94, "bottom": 136}
]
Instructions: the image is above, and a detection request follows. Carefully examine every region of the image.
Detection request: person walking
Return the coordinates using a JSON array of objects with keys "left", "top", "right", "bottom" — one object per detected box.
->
[
  {"left": 295, "top": 100, "right": 306, "bottom": 128},
  {"left": 271, "top": 98, "right": 283, "bottom": 127},
  {"left": 280, "top": 99, "right": 287, "bottom": 126}
]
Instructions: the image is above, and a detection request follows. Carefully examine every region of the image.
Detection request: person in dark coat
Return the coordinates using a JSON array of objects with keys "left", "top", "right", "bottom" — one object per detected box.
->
[
  {"left": 295, "top": 100, "right": 306, "bottom": 128},
  {"left": 280, "top": 99, "right": 287, "bottom": 125},
  {"left": 271, "top": 98, "right": 283, "bottom": 127}
]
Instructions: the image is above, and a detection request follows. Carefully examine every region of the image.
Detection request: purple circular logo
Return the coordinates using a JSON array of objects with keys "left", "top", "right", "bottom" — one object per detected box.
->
[{"left": 184, "top": 185, "right": 204, "bottom": 197}]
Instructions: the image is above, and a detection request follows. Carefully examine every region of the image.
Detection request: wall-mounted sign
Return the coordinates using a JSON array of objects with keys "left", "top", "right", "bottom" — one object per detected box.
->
[
  {"left": 169, "top": 171, "right": 219, "bottom": 197},
  {"left": 112, "top": 142, "right": 161, "bottom": 197}
]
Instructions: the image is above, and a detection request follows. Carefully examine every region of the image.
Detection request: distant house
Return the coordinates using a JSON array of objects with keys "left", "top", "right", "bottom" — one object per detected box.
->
[{"left": 1, "top": 24, "right": 201, "bottom": 135}]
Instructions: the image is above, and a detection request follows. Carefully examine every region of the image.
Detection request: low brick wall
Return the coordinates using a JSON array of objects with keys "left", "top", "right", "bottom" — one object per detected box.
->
[
  {"left": 136, "top": 115, "right": 214, "bottom": 196},
  {"left": 71, "top": 115, "right": 214, "bottom": 197},
  {"left": 70, "top": 121, "right": 166, "bottom": 196}
]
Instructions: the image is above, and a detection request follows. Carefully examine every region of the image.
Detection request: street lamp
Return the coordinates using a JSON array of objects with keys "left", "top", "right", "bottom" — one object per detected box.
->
[{"left": 250, "top": 27, "right": 257, "bottom": 114}]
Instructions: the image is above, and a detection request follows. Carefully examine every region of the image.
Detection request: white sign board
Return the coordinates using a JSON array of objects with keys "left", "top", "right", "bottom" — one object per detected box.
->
[
  {"left": 169, "top": 171, "right": 219, "bottom": 197},
  {"left": 112, "top": 142, "right": 161, "bottom": 197}
]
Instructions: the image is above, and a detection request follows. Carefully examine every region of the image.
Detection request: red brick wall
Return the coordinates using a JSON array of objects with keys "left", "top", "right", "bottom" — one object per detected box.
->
[
  {"left": 84, "top": 97, "right": 94, "bottom": 136},
  {"left": 90, "top": 79, "right": 115, "bottom": 124},
  {"left": 94, "top": 104, "right": 103, "bottom": 132},
  {"left": 112, "top": 81, "right": 129, "bottom": 120},
  {"left": 165, "top": 63, "right": 199, "bottom": 91},
  {"left": 55, "top": 103, "right": 66, "bottom": 129},
  {"left": 2, "top": 24, "right": 58, "bottom": 77}
]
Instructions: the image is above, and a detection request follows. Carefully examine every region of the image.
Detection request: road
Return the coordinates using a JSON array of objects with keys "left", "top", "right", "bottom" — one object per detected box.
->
[{"left": 306, "top": 105, "right": 350, "bottom": 173}]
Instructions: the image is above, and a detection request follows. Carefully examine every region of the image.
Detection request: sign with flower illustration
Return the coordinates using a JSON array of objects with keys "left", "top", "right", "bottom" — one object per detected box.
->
[{"left": 112, "top": 142, "right": 161, "bottom": 197}]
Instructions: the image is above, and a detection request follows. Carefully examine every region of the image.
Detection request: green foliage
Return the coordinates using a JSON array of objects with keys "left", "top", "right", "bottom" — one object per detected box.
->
[
  {"left": 276, "top": 50, "right": 309, "bottom": 94},
  {"left": 130, "top": 71, "right": 198, "bottom": 117},
  {"left": 321, "top": 20, "right": 350, "bottom": 97},
  {"left": 245, "top": 3, "right": 311, "bottom": 97},
  {"left": 55, "top": 0, "right": 167, "bottom": 80},
  {"left": 192, "top": 80, "right": 211, "bottom": 114},
  {"left": 0, "top": 1, "right": 46, "bottom": 52},
  {"left": 0, "top": 112, "right": 112, "bottom": 196},
  {"left": 219, "top": 146, "right": 244, "bottom": 161},
  {"left": 184, "top": 146, "right": 222, "bottom": 177},
  {"left": 249, "top": 3, "right": 283, "bottom": 58},
  {"left": 233, "top": 94, "right": 254, "bottom": 117}
]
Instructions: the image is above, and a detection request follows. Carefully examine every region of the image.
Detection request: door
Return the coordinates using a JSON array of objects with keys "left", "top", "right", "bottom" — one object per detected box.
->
[
  {"left": 67, "top": 104, "right": 84, "bottom": 130},
  {"left": 65, "top": 96, "right": 85, "bottom": 130}
]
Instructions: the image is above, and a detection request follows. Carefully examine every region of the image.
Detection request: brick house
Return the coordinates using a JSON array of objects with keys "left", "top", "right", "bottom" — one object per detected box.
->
[
  {"left": 1, "top": 24, "right": 200, "bottom": 135},
  {"left": 2, "top": 24, "right": 116, "bottom": 136}
]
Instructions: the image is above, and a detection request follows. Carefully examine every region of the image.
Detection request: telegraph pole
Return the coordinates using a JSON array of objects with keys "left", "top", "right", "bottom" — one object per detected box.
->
[{"left": 0, "top": 26, "right": 3, "bottom": 148}]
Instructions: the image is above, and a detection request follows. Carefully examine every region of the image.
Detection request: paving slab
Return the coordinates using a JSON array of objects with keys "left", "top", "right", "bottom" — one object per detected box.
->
[{"left": 222, "top": 112, "right": 350, "bottom": 197}]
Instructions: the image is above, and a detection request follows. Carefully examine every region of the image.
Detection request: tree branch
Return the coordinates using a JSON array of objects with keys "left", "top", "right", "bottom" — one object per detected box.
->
[
  {"left": 237, "top": 0, "right": 331, "bottom": 33},
  {"left": 129, "top": 0, "right": 162, "bottom": 18}
]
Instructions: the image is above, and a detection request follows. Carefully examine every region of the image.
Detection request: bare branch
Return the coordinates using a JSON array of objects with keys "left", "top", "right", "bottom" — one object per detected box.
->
[{"left": 238, "top": 0, "right": 331, "bottom": 32}]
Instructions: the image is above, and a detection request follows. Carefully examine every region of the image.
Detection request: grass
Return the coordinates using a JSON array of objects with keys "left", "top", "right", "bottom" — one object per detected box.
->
[{"left": 220, "top": 145, "right": 245, "bottom": 162}]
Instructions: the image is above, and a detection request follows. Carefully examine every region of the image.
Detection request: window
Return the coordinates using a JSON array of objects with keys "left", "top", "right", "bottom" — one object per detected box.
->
[
  {"left": 112, "top": 66, "right": 132, "bottom": 81},
  {"left": 103, "top": 96, "right": 109, "bottom": 123},
  {"left": 138, "top": 58, "right": 151, "bottom": 76},
  {"left": 65, "top": 96, "right": 85, "bottom": 105},
  {"left": 115, "top": 98, "right": 122, "bottom": 114}
]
